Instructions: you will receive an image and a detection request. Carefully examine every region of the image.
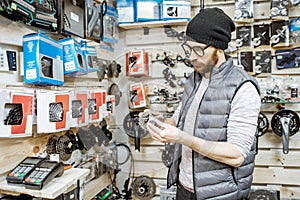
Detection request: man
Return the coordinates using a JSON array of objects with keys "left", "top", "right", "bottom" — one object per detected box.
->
[{"left": 146, "top": 7, "right": 261, "bottom": 200}]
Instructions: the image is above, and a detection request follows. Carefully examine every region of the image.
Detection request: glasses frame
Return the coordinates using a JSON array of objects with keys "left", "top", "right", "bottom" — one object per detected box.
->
[{"left": 181, "top": 42, "right": 210, "bottom": 58}]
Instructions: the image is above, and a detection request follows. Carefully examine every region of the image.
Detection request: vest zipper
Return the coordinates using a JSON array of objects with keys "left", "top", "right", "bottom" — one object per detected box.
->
[{"left": 231, "top": 167, "right": 238, "bottom": 185}]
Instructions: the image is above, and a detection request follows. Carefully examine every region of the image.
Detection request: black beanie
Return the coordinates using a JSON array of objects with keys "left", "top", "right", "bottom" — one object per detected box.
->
[{"left": 186, "top": 8, "right": 236, "bottom": 50}]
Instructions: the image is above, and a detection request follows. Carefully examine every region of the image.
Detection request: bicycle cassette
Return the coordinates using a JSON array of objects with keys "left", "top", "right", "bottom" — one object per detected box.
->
[{"left": 131, "top": 175, "right": 156, "bottom": 200}]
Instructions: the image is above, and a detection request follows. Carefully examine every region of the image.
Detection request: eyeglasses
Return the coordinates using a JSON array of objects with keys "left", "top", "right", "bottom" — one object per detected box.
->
[{"left": 181, "top": 42, "right": 209, "bottom": 58}]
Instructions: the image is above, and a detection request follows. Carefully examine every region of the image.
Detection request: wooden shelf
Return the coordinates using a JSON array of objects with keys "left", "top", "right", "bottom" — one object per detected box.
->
[
  {"left": 84, "top": 173, "right": 112, "bottom": 200},
  {"left": 0, "top": 168, "right": 89, "bottom": 199},
  {"left": 119, "top": 19, "right": 189, "bottom": 30}
]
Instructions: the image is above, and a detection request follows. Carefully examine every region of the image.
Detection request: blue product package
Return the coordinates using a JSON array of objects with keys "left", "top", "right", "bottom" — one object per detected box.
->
[
  {"left": 116, "top": 0, "right": 135, "bottom": 24},
  {"left": 135, "top": 0, "right": 162, "bottom": 22},
  {"left": 23, "top": 32, "right": 64, "bottom": 86},
  {"left": 290, "top": 18, "right": 300, "bottom": 44},
  {"left": 101, "top": 5, "right": 119, "bottom": 44},
  {"left": 81, "top": 40, "right": 99, "bottom": 73},
  {"left": 59, "top": 37, "right": 88, "bottom": 76}
]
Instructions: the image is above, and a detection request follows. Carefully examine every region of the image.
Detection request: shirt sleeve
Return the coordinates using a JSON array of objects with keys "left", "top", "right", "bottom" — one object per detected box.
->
[{"left": 227, "top": 82, "right": 261, "bottom": 158}]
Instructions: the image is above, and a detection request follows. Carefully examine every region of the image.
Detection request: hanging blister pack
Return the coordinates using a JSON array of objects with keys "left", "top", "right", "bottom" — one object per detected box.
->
[
  {"left": 290, "top": 18, "right": 300, "bottom": 44},
  {"left": 57, "top": 0, "right": 85, "bottom": 38},
  {"left": 275, "top": 48, "right": 298, "bottom": 69},
  {"left": 238, "top": 51, "right": 253, "bottom": 73},
  {"left": 255, "top": 51, "right": 272, "bottom": 74},
  {"left": 32, "top": 0, "right": 58, "bottom": 30},
  {"left": 253, "top": 24, "right": 270, "bottom": 48},
  {"left": 100, "top": 4, "right": 118, "bottom": 44},
  {"left": 85, "top": 0, "right": 101, "bottom": 40},
  {"left": 270, "top": 20, "right": 289, "bottom": 47},
  {"left": 0, "top": 0, "right": 58, "bottom": 31},
  {"left": 270, "top": 0, "right": 289, "bottom": 20},
  {"left": 234, "top": 0, "right": 254, "bottom": 23},
  {"left": 236, "top": 26, "right": 252, "bottom": 48}
]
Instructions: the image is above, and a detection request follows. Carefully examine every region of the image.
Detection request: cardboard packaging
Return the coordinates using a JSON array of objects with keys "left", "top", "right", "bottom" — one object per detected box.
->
[
  {"left": 70, "top": 90, "right": 90, "bottom": 127},
  {"left": 126, "top": 50, "right": 149, "bottom": 77},
  {"left": 59, "top": 37, "right": 88, "bottom": 76},
  {"left": 23, "top": 32, "right": 64, "bottom": 85},
  {"left": 129, "top": 82, "right": 147, "bottom": 108},
  {"left": 81, "top": 41, "right": 99, "bottom": 73},
  {"left": 89, "top": 89, "right": 107, "bottom": 123},
  {"left": 37, "top": 90, "right": 70, "bottom": 133},
  {"left": 161, "top": 0, "right": 191, "bottom": 20},
  {"left": 116, "top": 0, "right": 135, "bottom": 24},
  {"left": 0, "top": 89, "right": 34, "bottom": 137},
  {"left": 106, "top": 95, "right": 115, "bottom": 116},
  {"left": 135, "top": 0, "right": 161, "bottom": 22}
]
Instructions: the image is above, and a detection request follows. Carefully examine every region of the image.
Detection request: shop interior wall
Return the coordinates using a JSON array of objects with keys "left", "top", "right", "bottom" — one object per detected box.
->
[
  {"left": 0, "top": 14, "right": 114, "bottom": 199},
  {"left": 114, "top": 0, "right": 300, "bottom": 199},
  {"left": 0, "top": 0, "right": 300, "bottom": 199}
]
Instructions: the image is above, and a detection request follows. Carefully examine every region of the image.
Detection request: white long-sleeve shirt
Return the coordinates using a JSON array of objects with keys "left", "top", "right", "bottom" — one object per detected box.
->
[{"left": 172, "top": 78, "right": 261, "bottom": 191}]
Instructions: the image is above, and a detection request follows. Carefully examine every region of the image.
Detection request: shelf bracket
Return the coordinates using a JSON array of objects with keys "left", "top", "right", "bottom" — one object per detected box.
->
[{"left": 142, "top": 27, "right": 149, "bottom": 35}]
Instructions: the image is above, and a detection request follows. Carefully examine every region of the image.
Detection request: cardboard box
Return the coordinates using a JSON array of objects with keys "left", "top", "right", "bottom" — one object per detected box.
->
[
  {"left": 37, "top": 90, "right": 70, "bottom": 133},
  {"left": 126, "top": 50, "right": 149, "bottom": 77},
  {"left": 81, "top": 41, "right": 99, "bottom": 73},
  {"left": 23, "top": 32, "right": 64, "bottom": 85},
  {"left": 129, "top": 82, "right": 147, "bottom": 108},
  {"left": 101, "top": 5, "right": 119, "bottom": 44},
  {"left": 70, "top": 90, "right": 89, "bottom": 127},
  {"left": 106, "top": 95, "right": 115, "bottom": 116},
  {"left": 161, "top": 0, "right": 191, "bottom": 20},
  {"left": 89, "top": 89, "right": 107, "bottom": 122},
  {"left": 0, "top": 89, "right": 34, "bottom": 137},
  {"left": 275, "top": 48, "right": 296, "bottom": 69},
  {"left": 59, "top": 37, "right": 88, "bottom": 76},
  {"left": 116, "top": 0, "right": 135, "bottom": 24},
  {"left": 135, "top": 0, "right": 161, "bottom": 22}
]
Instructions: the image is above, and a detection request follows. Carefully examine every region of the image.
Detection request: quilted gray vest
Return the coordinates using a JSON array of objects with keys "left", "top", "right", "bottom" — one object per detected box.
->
[{"left": 167, "top": 58, "right": 260, "bottom": 200}]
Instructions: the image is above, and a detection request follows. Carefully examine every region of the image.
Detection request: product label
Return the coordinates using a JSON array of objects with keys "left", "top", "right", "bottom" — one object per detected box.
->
[
  {"left": 71, "top": 12, "right": 79, "bottom": 23},
  {"left": 26, "top": 69, "right": 37, "bottom": 79},
  {"left": 291, "top": 87, "right": 298, "bottom": 98},
  {"left": 65, "top": 61, "right": 76, "bottom": 71}
]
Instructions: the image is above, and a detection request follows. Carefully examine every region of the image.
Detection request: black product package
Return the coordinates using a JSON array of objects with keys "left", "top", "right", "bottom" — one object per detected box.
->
[
  {"left": 0, "top": 0, "right": 58, "bottom": 31},
  {"left": 253, "top": 24, "right": 270, "bottom": 47},
  {"left": 236, "top": 26, "right": 252, "bottom": 48},
  {"left": 85, "top": 0, "right": 101, "bottom": 41},
  {"left": 32, "top": 0, "right": 58, "bottom": 31},
  {"left": 255, "top": 50, "right": 272, "bottom": 74},
  {"left": 234, "top": 0, "right": 254, "bottom": 23},
  {"left": 238, "top": 51, "right": 253, "bottom": 73},
  {"left": 270, "top": 20, "right": 289, "bottom": 47},
  {"left": 57, "top": 0, "right": 85, "bottom": 38},
  {"left": 270, "top": 0, "right": 289, "bottom": 20}
]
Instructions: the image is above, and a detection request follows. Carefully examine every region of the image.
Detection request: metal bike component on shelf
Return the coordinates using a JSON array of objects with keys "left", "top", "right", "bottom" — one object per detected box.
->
[
  {"left": 131, "top": 175, "right": 156, "bottom": 200},
  {"left": 56, "top": 130, "right": 81, "bottom": 161},
  {"left": 257, "top": 112, "right": 269, "bottom": 137},
  {"left": 271, "top": 109, "right": 300, "bottom": 154},
  {"left": 123, "top": 111, "right": 148, "bottom": 151},
  {"left": 108, "top": 83, "right": 122, "bottom": 106},
  {"left": 46, "top": 135, "right": 59, "bottom": 157},
  {"left": 77, "top": 127, "right": 97, "bottom": 151}
]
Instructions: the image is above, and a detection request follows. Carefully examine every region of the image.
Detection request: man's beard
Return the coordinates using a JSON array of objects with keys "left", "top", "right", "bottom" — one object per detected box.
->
[{"left": 193, "top": 49, "right": 218, "bottom": 75}]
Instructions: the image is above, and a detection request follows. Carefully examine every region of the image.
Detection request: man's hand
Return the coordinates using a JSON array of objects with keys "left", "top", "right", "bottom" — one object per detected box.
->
[{"left": 147, "top": 118, "right": 187, "bottom": 144}]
